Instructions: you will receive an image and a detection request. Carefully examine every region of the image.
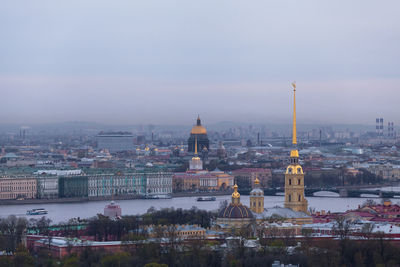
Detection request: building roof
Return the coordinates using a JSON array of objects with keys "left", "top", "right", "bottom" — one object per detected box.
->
[
  {"left": 231, "top": 168, "right": 271, "bottom": 174},
  {"left": 250, "top": 188, "right": 264, "bottom": 195},
  {"left": 253, "top": 207, "right": 311, "bottom": 220},
  {"left": 190, "top": 116, "right": 207, "bottom": 135},
  {"left": 218, "top": 203, "right": 254, "bottom": 219},
  {"left": 35, "top": 237, "right": 123, "bottom": 247}
]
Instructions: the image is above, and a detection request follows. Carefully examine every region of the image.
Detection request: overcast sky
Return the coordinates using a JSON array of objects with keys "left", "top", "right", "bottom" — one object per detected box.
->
[{"left": 1, "top": 0, "right": 399, "bottom": 126}]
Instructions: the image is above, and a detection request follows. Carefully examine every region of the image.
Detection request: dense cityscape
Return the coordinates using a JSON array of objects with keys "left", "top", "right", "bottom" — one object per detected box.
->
[
  {"left": 0, "top": 87, "right": 400, "bottom": 266},
  {"left": 2, "top": 1, "right": 400, "bottom": 266}
]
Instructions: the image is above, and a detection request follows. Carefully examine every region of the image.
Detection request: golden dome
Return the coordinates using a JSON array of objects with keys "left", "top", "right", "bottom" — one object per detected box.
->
[
  {"left": 191, "top": 125, "right": 207, "bottom": 135},
  {"left": 190, "top": 115, "right": 207, "bottom": 135},
  {"left": 232, "top": 184, "right": 240, "bottom": 199}
]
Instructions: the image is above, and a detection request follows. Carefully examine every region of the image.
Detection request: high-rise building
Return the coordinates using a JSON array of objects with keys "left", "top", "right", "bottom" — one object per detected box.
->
[
  {"left": 388, "top": 122, "right": 395, "bottom": 138},
  {"left": 284, "top": 83, "right": 308, "bottom": 213},
  {"left": 97, "top": 132, "right": 134, "bottom": 152},
  {"left": 376, "top": 118, "right": 384, "bottom": 137}
]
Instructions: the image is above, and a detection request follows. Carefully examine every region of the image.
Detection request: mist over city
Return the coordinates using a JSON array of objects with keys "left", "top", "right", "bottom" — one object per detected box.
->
[{"left": 1, "top": 1, "right": 400, "bottom": 126}]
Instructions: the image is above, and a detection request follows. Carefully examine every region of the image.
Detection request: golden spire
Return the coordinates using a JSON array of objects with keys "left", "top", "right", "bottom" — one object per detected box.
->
[
  {"left": 195, "top": 136, "right": 198, "bottom": 155},
  {"left": 292, "top": 82, "right": 297, "bottom": 146},
  {"left": 290, "top": 82, "right": 299, "bottom": 159},
  {"left": 254, "top": 175, "right": 260, "bottom": 186}
]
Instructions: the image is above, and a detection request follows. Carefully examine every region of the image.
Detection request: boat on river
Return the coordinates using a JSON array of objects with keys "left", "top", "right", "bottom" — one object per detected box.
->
[
  {"left": 146, "top": 194, "right": 172, "bottom": 199},
  {"left": 26, "top": 208, "right": 48, "bottom": 215},
  {"left": 196, "top": 196, "right": 216, "bottom": 201}
]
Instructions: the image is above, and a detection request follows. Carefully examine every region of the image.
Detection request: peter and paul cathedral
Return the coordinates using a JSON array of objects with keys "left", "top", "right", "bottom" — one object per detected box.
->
[
  {"left": 284, "top": 82, "right": 308, "bottom": 213},
  {"left": 215, "top": 83, "right": 311, "bottom": 232}
]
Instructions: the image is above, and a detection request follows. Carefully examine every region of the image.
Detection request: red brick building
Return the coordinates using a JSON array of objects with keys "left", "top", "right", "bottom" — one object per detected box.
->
[{"left": 27, "top": 235, "right": 135, "bottom": 259}]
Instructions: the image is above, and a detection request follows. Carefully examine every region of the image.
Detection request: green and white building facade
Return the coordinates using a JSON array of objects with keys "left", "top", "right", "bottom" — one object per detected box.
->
[{"left": 88, "top": 172, "right": 172, "bottom": 198}]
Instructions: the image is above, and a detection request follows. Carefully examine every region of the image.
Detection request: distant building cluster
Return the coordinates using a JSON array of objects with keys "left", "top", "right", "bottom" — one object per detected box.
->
[
  {"left": 0, "top": 87, "right": 399, "bottom": 203},
  {"left": 97, "top": 131, "right": 134, "bottom": 152}
]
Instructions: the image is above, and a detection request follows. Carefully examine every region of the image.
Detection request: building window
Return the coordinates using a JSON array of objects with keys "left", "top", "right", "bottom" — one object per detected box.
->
[
  {"left": 289, "top": 179, "right": 291, "bottom": 185},
  {"left": 298, "top": 195, "right": 301, "bottom": 201},
  {"left": 298, "top": 179, "right": 301, "bottom": 185},
  {"left": 289, "top": 194, "right": 291, "bottom": 202}
]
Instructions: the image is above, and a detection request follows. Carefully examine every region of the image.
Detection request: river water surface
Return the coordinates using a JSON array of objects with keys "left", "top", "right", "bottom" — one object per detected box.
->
[{"left": 1, "top": 193, "right": 399, "bottom": 223}]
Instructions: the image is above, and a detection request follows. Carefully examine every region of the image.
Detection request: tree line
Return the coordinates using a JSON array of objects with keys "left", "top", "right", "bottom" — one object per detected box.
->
[{"left": 2, "top": 208, "right": 400, "bottom": 266}]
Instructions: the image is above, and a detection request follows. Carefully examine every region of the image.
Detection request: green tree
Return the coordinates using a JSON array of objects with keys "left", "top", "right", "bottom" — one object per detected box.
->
[
  {"left": 62, "top": 255, "right": 79, "bottom": 267},
  {"left": 144, "top": 263, "right": 168, "bottom": 267},
  {"left": 100, "top": 252, "right": 131, "bottom": 267},
  {"left": 0, "top": 257, "right": 12, "bottom": 267},
  {"left": 13, "top": 244, "right": 34, "bottom": 267}
]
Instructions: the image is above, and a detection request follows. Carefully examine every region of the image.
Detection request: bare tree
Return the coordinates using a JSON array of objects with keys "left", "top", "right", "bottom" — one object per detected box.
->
[
  {"left": 332, "top": 215, "right": 354, "bottom": 262},
  {"left": 218, "top": 200, "right": 228, "bottom": 211},
  {"left": 165, "top": 225, "right": 180, "bottom": 266},
  {"left": 361, "top": 199, "right": 377, "bottom": 207},
  {"left": 0, "top": 215, "right": 27, "bottom": 252},
  {"left": 361, "top": 223, "right": 375, "bottom": 240}
]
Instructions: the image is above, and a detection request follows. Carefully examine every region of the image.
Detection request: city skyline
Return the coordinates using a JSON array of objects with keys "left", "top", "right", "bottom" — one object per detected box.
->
[{"left": 2, "top": 2, "right": 400, "bottom": 266}]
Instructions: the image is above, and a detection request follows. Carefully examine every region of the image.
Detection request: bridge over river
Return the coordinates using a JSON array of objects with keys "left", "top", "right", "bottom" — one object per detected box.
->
[{"left": 238, "top": 187, "right": 400, "bottom": 198}]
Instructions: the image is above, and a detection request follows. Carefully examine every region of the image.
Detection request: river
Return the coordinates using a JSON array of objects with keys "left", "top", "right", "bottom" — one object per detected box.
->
[{"left": 1, "top": 193, "right": 399, "bottom": 223}]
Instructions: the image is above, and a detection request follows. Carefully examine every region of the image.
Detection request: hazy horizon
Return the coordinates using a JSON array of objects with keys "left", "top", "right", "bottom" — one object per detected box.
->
[
  {"left": 0, "top": 120, "right": 379, "bottom": 134},
  {"left": 1, "top": 1, "right": 399, "bottom": 126}
]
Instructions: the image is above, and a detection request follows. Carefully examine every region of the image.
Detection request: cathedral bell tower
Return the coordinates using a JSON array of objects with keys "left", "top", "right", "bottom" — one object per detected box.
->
[
  {"left": 284, "top": 82, "right": 308, "bottom": 213},
  {"left": 250, "top": 176, "right": 264, "bottom": 213}
]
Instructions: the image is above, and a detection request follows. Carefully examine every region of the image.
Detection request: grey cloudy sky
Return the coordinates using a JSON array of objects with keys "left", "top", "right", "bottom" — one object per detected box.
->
[{"left": 1, "top": 0, "right": 399, "bottom": 126}]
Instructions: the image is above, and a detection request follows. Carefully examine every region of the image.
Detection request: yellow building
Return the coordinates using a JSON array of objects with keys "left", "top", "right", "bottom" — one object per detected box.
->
[
  {"left": 146, "top": 224, "right": 206, "bottom": 239},
  {"left": 211, "top": 169, "right": 234, "bottom": 190},
  {"left": 284, "top": 83, "right": 308, "bottom": 213},
  {"left": 0, "top": 177, "right": 37, "bottom": 199},
  {"left": 250, "top": 177, "right": 264, "bottom": 213}
]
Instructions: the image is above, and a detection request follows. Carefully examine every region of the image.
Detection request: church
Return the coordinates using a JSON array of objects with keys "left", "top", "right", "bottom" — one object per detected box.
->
[
  {"left": 173, "top": 137, "right": 234, "bottom": 192},
  {"left": 216, "top": 83, "right": 312, "bottom": 230},
  {"left": 187, "top": 116, "right": 209, "bottom": 154}
]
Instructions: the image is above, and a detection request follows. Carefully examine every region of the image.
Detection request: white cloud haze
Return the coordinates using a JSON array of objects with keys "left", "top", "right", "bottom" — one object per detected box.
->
[{"left": 0, "top": 0, "right": 399, "bottom": 125}]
